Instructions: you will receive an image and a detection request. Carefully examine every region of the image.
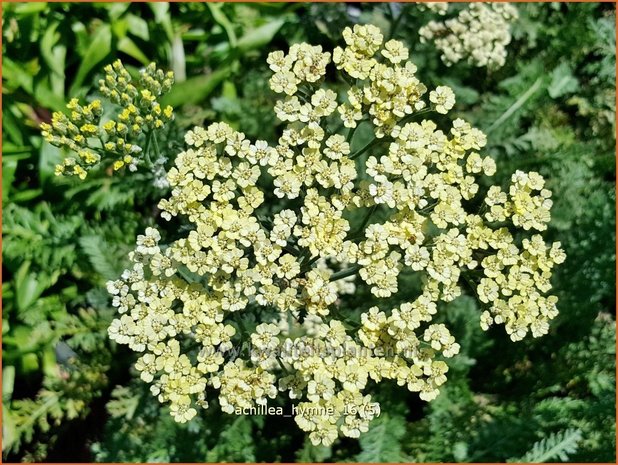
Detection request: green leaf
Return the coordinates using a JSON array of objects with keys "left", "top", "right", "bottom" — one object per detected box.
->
[
  {"left": 207, "top": 3, "right": 238, "bottom": 48},
  {"left": 14, "top": 262, "right": 49, "bottom": 311},
  {"left": 38, "top": 142, "right": 63, "bottom": 183},
  {"left": 103, "top": 2, "right": 130, "bottom": 21},
  {"left": 171, "top": 35, "right": 186, "bottom": 82},
  {"left": 78, "top": 235, "right": 123, "bottom": 280},
  {"left": 237, "top": 18, "right": 285, "bottom": 53},
  {"left": 42, "top": 347, "right": 58, "bottom": 377},
  {"left": 3, "top": 109, "right": 25, "bottom": 146},
  {"left": 356, "top": 414, "right": 408, "bottom": 462},
  {"left": 510, "top": 429, "right": 583, "bottom": 463},
  {"left": 126, "top": 14, "right": 150, "bottom": 41},
  {"left": 296, "top": 438, "right": 332, "bottom": 462},
  {"left": 148, "top": 2, "right": 174, "bottom": 42},
  {"left": 34, "top": 78, "right": 67, "bottom": 111},
  {"left": 548, "top": 63, "right": 579, "bottom": 99},
  {"left": 2, "top": 158, "right": 18, "bottom": 203},
  {"left": 106, "top": 387, "right": 140, "bottom": 420},
  {"left": 13, "top": 2, "right": 48, "bottom": 15},
  {"left": 20, "top": 353, "right": 39, "bottom": 374},
  {"left": 40, "top": 21, "right": 66, "bottom": 77},
  {"left": 161, "top": 66, "right": 231, "bottom": 107},
  {"left": 69, "top": 24, "right": 112, "bottom": 95},
  {"left": 487, "top": 77, "right": 545, "bottom": 133},
  {"left": 12, "top": 188, "right": 43, "bottom": 203},
  {"left": 453, "top": 441, "right": 469, "bottom": 462},
  {"left": 2, "top": 367, "right": 16, "bottom": 403},
  {"left": 3, "top": 57, "right": 35, "bottom": 95},
  {"left": 206, "top": 416, "right": 256, "bottom": 462},
  {"left": 118, "top": 37, "right": 150, "bottom": 65},
  {"left": 2, "top": 404, "right": 18, "bottom": 451},
  {"left": 40, "top": 21, "right": 67, "bottom": 96}
]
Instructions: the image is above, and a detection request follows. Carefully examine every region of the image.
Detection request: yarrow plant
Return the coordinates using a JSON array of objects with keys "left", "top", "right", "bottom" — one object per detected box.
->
[
  {"left": 41, "top": 60, "right": 174, "bottom": 178},
  {"left": 419, "top": 3, "right": 519, "bottom": 69},
  {"left": 94, "top": 25, "right": 564, "bottom": 446}
]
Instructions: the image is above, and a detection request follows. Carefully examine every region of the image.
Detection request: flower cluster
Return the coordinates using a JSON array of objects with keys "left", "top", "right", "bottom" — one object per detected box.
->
[
  {"left": 40, "top": 60, "right": 174, "bottom": 178},
  {"left": 416, "top": 2, "right": 449, "bottom": 16},
  {"left": 107, "top": 25, "right": 563, "bottom": 445},
  {"left": 419, "top": 3, "right": 519, "bottom": 69}
]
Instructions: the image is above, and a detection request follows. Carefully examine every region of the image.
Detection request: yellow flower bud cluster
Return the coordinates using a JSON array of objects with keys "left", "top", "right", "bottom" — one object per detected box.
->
[
  {"left": 40, "top": 98, "right": 104, "bottom": 179},
  {"left": 40, "top": 60, "right": 174, "bottom": 178},
  {"left": 419, "top": 3, "right": 519, "bottom": 69},
  {"left": 107, "top": 25, "right": 563, "bottom": 445}
]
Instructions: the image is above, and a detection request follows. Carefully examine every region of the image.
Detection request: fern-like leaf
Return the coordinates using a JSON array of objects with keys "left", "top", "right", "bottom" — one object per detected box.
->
[
  {"left": 356, "top": 414, "right": 408, "bottom": 463},
  {"left": 510, "top": 429, "right": 583, "bottom": 463},
  {"left": 78, "top": 235, "right": 124, "bottom": 280}
]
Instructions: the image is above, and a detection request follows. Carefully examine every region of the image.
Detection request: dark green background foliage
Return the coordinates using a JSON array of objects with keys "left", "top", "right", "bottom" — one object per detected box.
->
[{"left": 2, "top": 2, "right": 615, "bottom": 462}]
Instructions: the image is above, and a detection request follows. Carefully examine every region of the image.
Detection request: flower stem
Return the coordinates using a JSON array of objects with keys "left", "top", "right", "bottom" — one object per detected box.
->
[
  {"left": 143, "top": 130, "right": 154, "bottom": 167},
  {"left": 388, "top": 5, "right": 407, "bottom": 40},
  {"left": 350, "top": 137, "right": 381, "bottom": 160},
  {"left": 330, "top": 264, "right": 361, "bottom": 281}
]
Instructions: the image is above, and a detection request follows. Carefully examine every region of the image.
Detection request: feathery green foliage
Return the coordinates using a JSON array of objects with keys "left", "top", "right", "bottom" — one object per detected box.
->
[{"left": 511, "top": 429, "right": 583, "bottom": 463}]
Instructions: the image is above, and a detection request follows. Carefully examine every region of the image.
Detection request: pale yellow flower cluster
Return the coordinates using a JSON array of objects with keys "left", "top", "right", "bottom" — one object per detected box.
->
[
  {"left": 330, "top": 24, "right": 427, "bottom": 137},
  {"left": 416, "top": 2, "right": 449, "bottom": 16},
  {"left": 419, "top": 3, "right": 519, "bottom": 69},
  {"left": 41, "top": 60, "right": 174, "bottom": 178},
  {"left": 107, "top": 25, "right": 563, "bottom": 445}
]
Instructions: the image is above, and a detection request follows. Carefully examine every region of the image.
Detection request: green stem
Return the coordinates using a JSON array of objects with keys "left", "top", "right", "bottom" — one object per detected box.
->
[
  {"left": 152, "top": 132, "right": 161, "bottom": 160},
  {"left": 276, "top": 355, "right": 291, "bottom": 375},
  {"left": 487, "top": 77, "right": 543, "bottom": 133},
  {"left": 301, "top": 254, "right": 321, "bottom": 274},
  {"left": 338, "top": 71, "right": 356, "bottom": 88},
  {"left": 350, "top": 137, "right": 381, "bottom": 160},
  {"left": 419, "top": 201, "right": 438, "bottom": 215},
  {"left": 143, "top": 130, "right": 153, "bottom": 167},
  {"left": 461, "top": 273, "right": 480, "bottom": 300},
  {"left": 283, "top": 244, "right": 302, "bottom": 257},
  {"left": 360, "top": 204, "right": 378, "bottom": 229},
  {"left": 347, "top": 124, "right": 358, "bottom": 143},
  {"left": 352, "top": 204, "right": 378, "bottom": 237},
  {"left": 330, "top": 264, "right": 361, "bottom": 282},
  {"left": 388, "top": 5, "right": 407, "bottom": 40},
  {"left": 399, "top": 108, "right": 432, "bottom": 126}
]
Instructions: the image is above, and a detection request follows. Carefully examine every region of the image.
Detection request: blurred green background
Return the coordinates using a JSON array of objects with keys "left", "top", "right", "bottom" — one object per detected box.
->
[{"left": 2, "top": 2, "right": 615, "bottom": 462}]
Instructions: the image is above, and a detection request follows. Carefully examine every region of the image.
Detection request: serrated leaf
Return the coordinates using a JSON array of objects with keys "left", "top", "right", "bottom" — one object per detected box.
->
[
  {"left": 356, "top": 414, "right": 407, "bottom": 462},
  {"left": 511, "top": 429, "right": 583, "bottom": 463},
  {"left": 78, "top": 235, "right": 123, "bottom": 280},
  {"left": 2, "top": 405, "right": 18, "bottom": 452},
  {"left": 296, "top": 438, "right": 332, "bottom": 462}
]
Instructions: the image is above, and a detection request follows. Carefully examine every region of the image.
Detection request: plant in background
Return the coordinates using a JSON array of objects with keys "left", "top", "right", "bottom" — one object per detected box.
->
[
  {"left": 419, "top": 3, "right": 519, "bottom": 69},
  {"left": 416, "top": 2, "right": 449, "bottom": 16},
  {"left": 40, "top": 60, "right": 174, "bottom": 179},
  {"left": 86, "top": 25, "right": 567, "bottom": 446}
]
